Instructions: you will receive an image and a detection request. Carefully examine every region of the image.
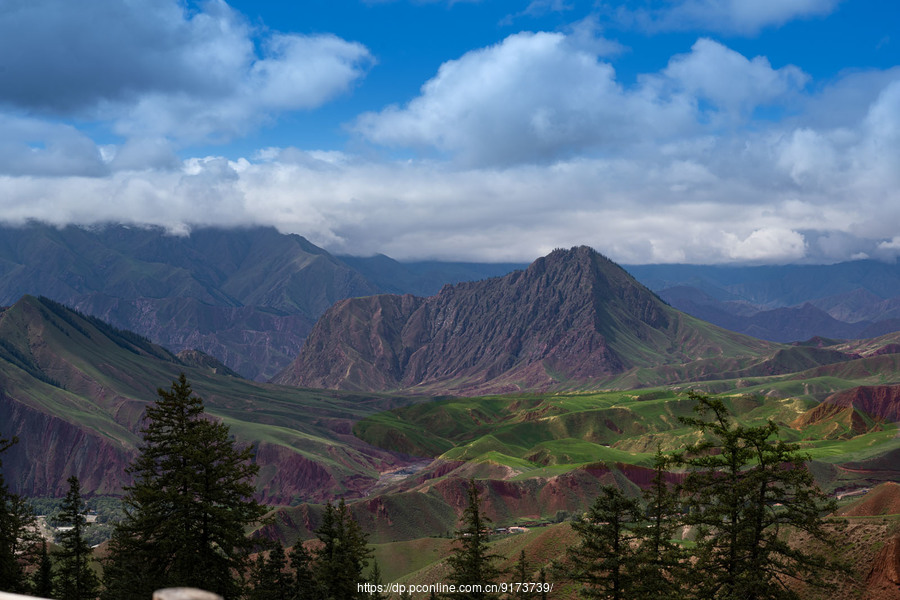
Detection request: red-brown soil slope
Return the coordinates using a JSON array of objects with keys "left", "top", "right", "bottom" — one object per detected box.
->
[
  {"left": 836, "top": 482, "right": 900, "bottom": 517},
  {"left": 793, "top": 385, "right": 900, "bottom": 438}
]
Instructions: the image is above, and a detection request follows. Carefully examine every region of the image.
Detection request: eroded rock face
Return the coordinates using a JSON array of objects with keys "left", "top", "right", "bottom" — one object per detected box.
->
[
  {"left": 868, "top": 532, "right": 900, "bottom": 587},
  {"left": 794, "top": 385, "right": 900, "bottom": 437},
  {"left": 0, "top": 397, "right": 135, "bottom": 496},
  {"left": 277, "top": 246, "right": 722, "bottom": 395},
  {"left": 824, "top": 386, "right": 900, "bottom": 422}
]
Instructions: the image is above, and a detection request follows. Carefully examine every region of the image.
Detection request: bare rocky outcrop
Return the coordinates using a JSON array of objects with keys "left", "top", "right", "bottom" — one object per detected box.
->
[
  {"left": 276, "top": 246, "right": 766, "bottom": 395},
  {"left": 0, "top": 396, "right": 136, "bottom": 496},
  {"left": 793, "top": 385, "right": 900, "bottom": 438},
  {"left": 868, "top": 532, "right": 900, "bottom": 589}
]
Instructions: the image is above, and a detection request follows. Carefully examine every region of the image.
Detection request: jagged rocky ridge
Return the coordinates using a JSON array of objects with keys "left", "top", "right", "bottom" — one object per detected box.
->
[{"left": 275, "top": 246, "right": 775, "bottom": 395}]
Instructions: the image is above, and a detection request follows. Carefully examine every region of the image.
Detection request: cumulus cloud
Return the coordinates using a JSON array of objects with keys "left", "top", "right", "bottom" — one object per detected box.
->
[
  {"left": 354, "top": 31, "right": 694, "bottom": 165},
  {"left": 663, "top": 39, "right": 808, "bottom": 117},
  {"left": 0, "top": 7, "right": 898, "bottom": 266},
  {"left": 3, "top": 83, "right": 898, "bottom": 266},
  {"left": 0, "top": 0, "right": 372, "bottom": 144},
  {"left": 0, "top": 115, "right": 106, "bottom": 177},
  {"left": 625, "top": 0, "right": 842, "bottom": 35},
  {"left": 354, "top": 33, "right": 810, "bottom": 165}
]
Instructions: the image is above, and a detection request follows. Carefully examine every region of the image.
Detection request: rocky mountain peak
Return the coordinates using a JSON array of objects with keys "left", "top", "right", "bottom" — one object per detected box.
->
[{"left": 274, "top": 246, "right": 723, "bottom": 395}]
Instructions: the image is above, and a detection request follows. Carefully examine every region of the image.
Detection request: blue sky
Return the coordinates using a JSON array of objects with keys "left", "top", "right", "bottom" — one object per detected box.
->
[{"left": 0, "top": 0, "right": 898, "bottom": 264}]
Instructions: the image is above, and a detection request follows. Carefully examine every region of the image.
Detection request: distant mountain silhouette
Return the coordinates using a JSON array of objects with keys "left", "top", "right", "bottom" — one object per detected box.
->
[{"left": 627, "top": 262, "right": 900, "bottom": 343}]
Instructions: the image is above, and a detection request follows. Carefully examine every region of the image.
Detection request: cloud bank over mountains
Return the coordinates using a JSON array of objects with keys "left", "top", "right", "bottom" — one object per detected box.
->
[{"left": 0, "top": 0, "right": 897, "bottom": 265}]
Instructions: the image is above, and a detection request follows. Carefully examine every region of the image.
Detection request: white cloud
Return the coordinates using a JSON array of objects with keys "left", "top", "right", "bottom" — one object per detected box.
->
[
  {"left": 725, "top": 228, "right": 807, "bottom": 262},
  {"left": 0, "top": 105, "right": 895, "bottom": 265},
  {"left": 0, "top": 9, "right": 898, "bottom": 266},
  {"left": 0, "top": 115, "right": 106, "bottom": 176},
  {"left": 628, "top": 0, "right": 842, "bottom": 35},
  {"left": 354, "top": 33, "right": 813, "bottom": 166},
  {"left": 354, "top": 31, "right": 694, "bottom": 165},
  {"left": 663, "top": 39, "right": 808, "bottom": 117},
  {"left": 0, "top": 0, "right": 372, "bottom": 145},
  {"left": 250, "top": 34, "right": 373, "bottom": 111}
]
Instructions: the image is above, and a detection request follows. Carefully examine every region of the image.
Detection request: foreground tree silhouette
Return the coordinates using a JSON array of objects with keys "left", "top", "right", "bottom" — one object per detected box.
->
[
  {"left": 676, "top": 392, "right": 837, "bottom": 600},
  {"left": 55, "top": 476, "right": 99, "bottom": 600},
  {"left": 512, "top": 550, "right": 536, "bottom": 600},
  {"left": 288, "top": 542, "right": 318, "bottom": 600},
  {"left": 249, "top": 541, "right": 292, "bottom": 600},
  {"left": 565, "top": 486, "right": 643, "bottom": 600},
  {"left": 566, "top": 393, "right": 838, "bottom": 600},
  {"left": 103, "top": 374, "right": 266, "bottom": 599},
  {"left": 632, "top": 448, "right": 685, "bottom": 600},
  {"left": 314, "top": 499, "right": 371, "bottom": 600},
  {"left": 33, "top": 540, "right": 54, "bottom": 598},
  {"left": 0, "top": 434, "right": 39, "bottom": 594},
  {"left": 445, "top": 480, "right": 503, "bottom": 600}
]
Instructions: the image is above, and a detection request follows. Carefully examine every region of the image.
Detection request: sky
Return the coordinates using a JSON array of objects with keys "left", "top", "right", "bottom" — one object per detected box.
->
[{"left": 0, "top": 0, "right": 898, "bottom": 264}]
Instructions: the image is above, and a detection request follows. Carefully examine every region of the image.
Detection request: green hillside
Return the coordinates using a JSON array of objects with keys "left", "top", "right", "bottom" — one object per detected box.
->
[
  {"left": 356, "top": 376, "right": 900, "bottom": 489},
  {"left": 0, "top": 295, "right": 414, "bottom": 502}
]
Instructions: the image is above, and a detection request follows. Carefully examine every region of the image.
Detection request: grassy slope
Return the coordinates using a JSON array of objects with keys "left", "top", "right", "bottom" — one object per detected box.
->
[
  {"left": 0, "top": 296, "right": 417, "bottom": 501},
  {"left": 355, "top": 366, "right": 900, "bottom": 489}
]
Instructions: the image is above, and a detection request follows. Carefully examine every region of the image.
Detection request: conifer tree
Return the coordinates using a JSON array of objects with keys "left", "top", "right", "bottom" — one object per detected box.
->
[
  {"left": 512, "top": 550, "right": 535, "bottom": 600},
  {"left": 633, "top": 448, "right": 685, "bottom": 599},
  {"left": 0, "top": 434, "right": 38, "bottom": 594},
  {"left": 367, "top": 558, "right": 387, "bottom": 600},
  {"left": 54, "top": 476, "right": 99, "bottom": 600},
  {"left": 33, "top": 540, "right": 54, "bottom": 598},
  {"left": 537, "top": 567, "right": 548, "bottom": 600},
  {"left": 103, "top": 374, "right": 266, "bottom": 599},
  {"left": 676, "top": 392, "right": 837, "bottom": 600},
  {"left": 445, "top": 479, "right": 503, "bottom": 600},
  {"left": 314, "top": 499, "right": 371, "bottom": 600},
  {"left": 250, "top": 542, "right": 292, "bottom": 600},
  {"left": 288, "top": 542, "right": 318, "bottom": 600},
  {"left": 565, "top": 485, "right": 642, "bottom": 600}
]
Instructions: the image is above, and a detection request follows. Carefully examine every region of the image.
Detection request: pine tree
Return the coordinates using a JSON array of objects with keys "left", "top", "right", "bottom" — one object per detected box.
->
[
  {"left": 314, "top": 499, "right": 371, "bottom": 600},
  {"left": 676, "top": 392, "right": 837, "bottom": 600},
  {"left": 103, "top": 374, "right": 266, "bottom": 599},
  {"left": 633, "top": 448, "right": 685, "bottom": 599},
  {"left": 288, "top": 542, "right": 318, "bottom": 600},
  {"left": 54, "top": 476, "right": 99, "bottom": 600},
  {"left": 0, "top": 434, "right": 39, "bottom": 594},
  {"left": 250, "top": 542, "right": 292, "bottom": 600},
  {"left": 565, "top": 485, "right": 642, "bottom": 600},
  {"left": 445, "top": 480, "right": 503, "bottom": 600},
  {"left": 512, "top": 550, "right": 535, "bottom": 600},
  {"left": 367, "top": 558, "right": 387, "bottom": 600},
  {"left": 33, "top": 540, "right": 54, "bottom": 598}
]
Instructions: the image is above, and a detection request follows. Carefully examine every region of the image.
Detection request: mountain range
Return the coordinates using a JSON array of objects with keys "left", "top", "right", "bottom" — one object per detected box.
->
[
  {"left": 6, "top": 224, "right": 900, "bottom": 600},
  {"left": 276, "top": 246, "right": 776, "bottom": 395},
  {"left": 627, "top": 262, "right": 900, "bottom": 342},
  {"left": 5, "top": 224, "right": 900, "bottom": 498},
  {"left": 0, "top": 224, "right": 523, "bottom": 381},
  {"left": 4, "top": 224, "right": 900, "bottom": 387},
  {"left": 0, "top": 294, "right": 412, "bottom": 503}
]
